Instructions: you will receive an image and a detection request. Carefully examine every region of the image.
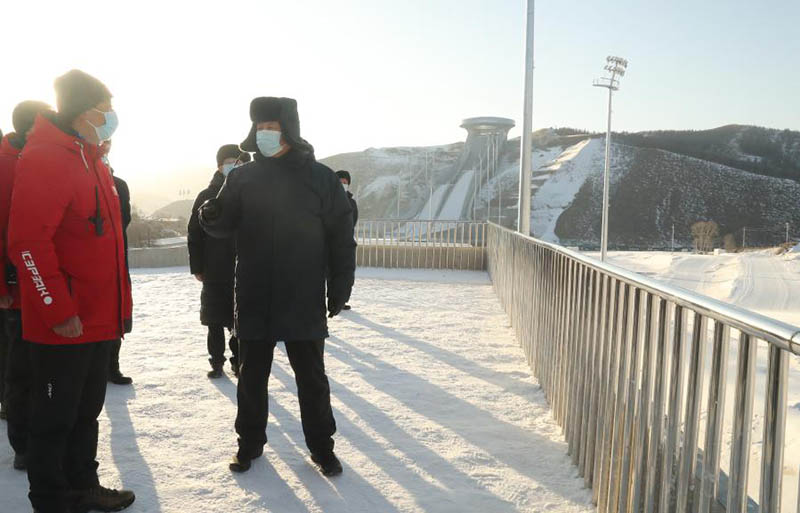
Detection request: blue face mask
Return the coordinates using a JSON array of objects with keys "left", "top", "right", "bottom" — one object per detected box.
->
[
  {"left": 88, "top": 109, "right": 119, "bottom": 143},
  {"left": 256, "top": 130, "right": 283, "bottom": 157},
  {"left": 221, "top": 163, "right": 236, "bottom": 177}
]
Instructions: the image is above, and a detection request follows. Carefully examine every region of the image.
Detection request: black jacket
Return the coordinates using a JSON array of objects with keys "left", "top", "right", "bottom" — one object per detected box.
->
[
  {"left": 346, "top": 190, "right": 358, "bottom": 226},
  {"left": 188, "top": 172, "right": 237, "bottom": 327},
  {"left": 112, "top": 174, "right": 131, "bottom": 261},
  {"left": 200, "top": 150, "right": 355, "bottom": 342}
]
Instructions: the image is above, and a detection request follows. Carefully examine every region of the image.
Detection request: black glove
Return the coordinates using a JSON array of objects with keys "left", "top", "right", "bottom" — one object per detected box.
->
[
  {"left": 199, "top": 198, "right": 221, "bottom": 222},
  {"left": 328, "top": 297, "right": 343, "bottom": 318}
]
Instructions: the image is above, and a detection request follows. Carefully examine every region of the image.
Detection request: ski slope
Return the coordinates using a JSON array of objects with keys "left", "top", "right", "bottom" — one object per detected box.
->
[{"left": 0, "top": 268, "right": 593, "bottom": 513}]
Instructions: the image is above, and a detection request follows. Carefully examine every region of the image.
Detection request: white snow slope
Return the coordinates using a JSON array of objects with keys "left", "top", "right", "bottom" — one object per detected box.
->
[{"left": 0, "top": 267, "right": 592, "bottom": 513}]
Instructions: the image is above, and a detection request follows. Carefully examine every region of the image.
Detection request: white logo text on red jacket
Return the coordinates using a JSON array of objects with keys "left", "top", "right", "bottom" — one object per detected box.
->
[{"left": 21, "top": 251, "right": 54, "bottom": 305}]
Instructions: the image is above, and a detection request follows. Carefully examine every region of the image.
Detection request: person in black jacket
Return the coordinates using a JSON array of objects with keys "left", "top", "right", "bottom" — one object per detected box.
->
[
  {"left": 199, "top": 97, "right": 355, "bottom": 477},
  {"left": 188, "top": 145, "right": 251, "bottom": 378},
  {"left": 335, "top": 170, "right": 358, "bottom": 311},
  {"left": 101, "top": 140, "right": 134, "bottom": 386}
]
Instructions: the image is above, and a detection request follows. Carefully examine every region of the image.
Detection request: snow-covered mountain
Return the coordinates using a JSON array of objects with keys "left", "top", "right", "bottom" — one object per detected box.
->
[{"left": 321, "top": 125, "right": 800, "bottom": 250}]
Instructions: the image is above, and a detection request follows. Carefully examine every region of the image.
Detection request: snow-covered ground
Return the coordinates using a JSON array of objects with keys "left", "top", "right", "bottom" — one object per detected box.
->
[
  {"left": 0, "top": 267, "right": 593, "bottom": 513},
  {"left": 603, "top": 250, "right": 800, "bottom": 510}
]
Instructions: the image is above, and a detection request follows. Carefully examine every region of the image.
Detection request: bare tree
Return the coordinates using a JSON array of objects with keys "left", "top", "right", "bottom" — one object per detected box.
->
[{"left": 691, "top": 221, "right": 719, "bottom": 253}]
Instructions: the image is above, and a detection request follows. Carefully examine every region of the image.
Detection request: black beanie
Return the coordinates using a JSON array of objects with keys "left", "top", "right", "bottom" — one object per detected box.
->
[
  {"left": 12, "top": 101, "right": 53, "bottom": 138},
  {"left": 240, "top": 97, "right": 313, "bottom": 158},
  {"left": 54, "top": 69, "right": 112, "bottom": 123},
  {"left": 216, "top": 144, "right": 249, "bottom": 167},
  {"left": 336, "top": 170, "right": 352, "bottom": 184}
]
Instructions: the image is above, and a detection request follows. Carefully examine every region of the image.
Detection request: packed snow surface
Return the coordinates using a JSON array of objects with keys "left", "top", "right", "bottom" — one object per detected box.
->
[{"left": 0, "top": 267, "right": 593, "bottom": 513}]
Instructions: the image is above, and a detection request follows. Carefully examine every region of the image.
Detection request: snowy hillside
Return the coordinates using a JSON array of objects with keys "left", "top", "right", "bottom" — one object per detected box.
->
[{"left": 322, "top": 125, "right": 800, "bottom": 249}]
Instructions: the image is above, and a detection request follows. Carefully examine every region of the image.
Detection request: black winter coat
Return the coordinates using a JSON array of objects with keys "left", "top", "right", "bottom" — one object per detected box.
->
[
  {"left": 346, "top": 190, "right": 358, "bottom": 226},
  {"left": 188, "top": 171, "right": 236, "bottom": 327},
  {"left": 200, "top": 150, "right": 355, "bottom": 342},
  {"left": 112, "top": 174, "right": 131, "bottom": 263}
]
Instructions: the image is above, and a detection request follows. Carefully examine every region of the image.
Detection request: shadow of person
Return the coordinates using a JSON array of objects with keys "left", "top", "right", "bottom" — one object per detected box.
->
[
  {"left": 208, "top": 349, "right": 399, "bottom": 512},
  {"left": 271, "top": 363, "right": 519, "bottom": 512},
  {"left": 343, "top": 311, "right": 535, "bottom": 400},
  {"left": 323, "top": 336, "right": 587, "bottom": 504},
  {"left": 104, "top": 385, "right": 162, "bottom": 513}
]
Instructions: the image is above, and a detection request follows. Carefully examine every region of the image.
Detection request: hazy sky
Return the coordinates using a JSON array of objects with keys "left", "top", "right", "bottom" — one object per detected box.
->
[{"left": 2, "top": 0, "right": 798, "bottom": 205}]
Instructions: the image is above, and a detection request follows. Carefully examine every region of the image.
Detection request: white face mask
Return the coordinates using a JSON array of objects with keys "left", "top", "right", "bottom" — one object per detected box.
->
[
  {"left": 221, "top": 163, "right": 236, "bottom": 177},
  {"left": 256, "top": 130, "right": 283, "bottom": 157},
  {"left": 342, "top": 182, "right": 349, "bottom": 191}
]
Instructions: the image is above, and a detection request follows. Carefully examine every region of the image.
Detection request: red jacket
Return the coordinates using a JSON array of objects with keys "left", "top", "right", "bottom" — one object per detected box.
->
[
  {"left": 8, "top": 115, "right": 133, "bottom": 344},
  {"left": 0, "top": 134, "right": 22, "bottom": 307}
]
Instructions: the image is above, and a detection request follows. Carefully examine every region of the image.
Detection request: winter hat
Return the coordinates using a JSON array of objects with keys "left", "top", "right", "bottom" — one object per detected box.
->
[
  {"left": 216, "top": 144, "right": 250, "bottom": 167},
  {"left": 336, "top": 170, "right": 352, "bottom": 184},
  {"left": 240, "top": 97, "right": 314, "bottom": 157},
  {"left": 12, "top": 101, "right": 53, "bottom": 139},
  {"left": 54, "top": 69, "right": 112, "bottom": 123}
]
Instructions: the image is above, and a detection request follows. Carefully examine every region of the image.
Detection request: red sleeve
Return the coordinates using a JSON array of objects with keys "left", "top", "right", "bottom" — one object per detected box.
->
[
  {"left": 8, "top": 153, "right": 78, "bottom": 327},
  {"left": 0, "top": 160, "right": 13, "bottom": 298}
]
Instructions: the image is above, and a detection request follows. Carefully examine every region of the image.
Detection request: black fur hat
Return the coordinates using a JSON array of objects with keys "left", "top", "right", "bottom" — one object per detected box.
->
[
  {"left": 216, "top": 144, "right": 250, "bottom": 167},
  {"left": 335, "top": 170, "right": 352, "bottom": 184},
  {"left": 240, "top": 97, "right": 313, "bottom": 157},
  {"left": 54, "top": 70, "right": 111, "bottom": 123}
]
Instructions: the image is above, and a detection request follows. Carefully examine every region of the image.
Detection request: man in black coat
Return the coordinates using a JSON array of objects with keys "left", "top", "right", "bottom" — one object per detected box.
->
[
  {"left": 335, "top": 170, "right": 358, "bottom": 311},
  {"left": 188, "top": 145, "right": 251, "bottom": 378},
  {"left": 101, "top": 140, "right": 134, "bottom": 385},
  {"left": 200, "top": 97, "right": 355, "bottom": 477}
]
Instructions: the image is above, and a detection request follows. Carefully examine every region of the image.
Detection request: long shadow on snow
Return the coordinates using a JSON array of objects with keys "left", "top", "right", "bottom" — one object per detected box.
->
[
  {"left": 105, "top": 385, "right": 162, "bottom": 513},
  {"left": 271, "top": 363, "right": 519, "bottom": 512},
  {"left": 325, "top": 336, "right": 585, "bottom": 503},
  {"left": 211, "top": 364, "right": 400, "bottom": 513},
  {"left": 342, "top": 310, "right": 535, "bottom": 400}
]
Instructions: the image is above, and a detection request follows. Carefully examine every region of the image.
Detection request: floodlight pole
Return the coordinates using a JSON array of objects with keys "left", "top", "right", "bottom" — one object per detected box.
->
[
  {"left": 517, "top": 0, "right": 534, "bottom": 235},
  {"left": 594, "top": 56, "right": 628, "bottom": 261}
]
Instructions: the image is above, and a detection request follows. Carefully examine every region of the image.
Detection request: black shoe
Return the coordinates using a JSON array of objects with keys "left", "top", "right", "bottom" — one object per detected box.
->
[
  {"left": 207, "top": 367, "right": 224, "bottom": 379},
  {"left": 108, "top": 372, "right": 133, "bottom": 385},
  {"left": 229, "top": 448, "right": 263, "bottom": 473},
  {"left": 342, "top": 304, "right": 352, "bottom": 311},
  {"left": 13, "top": 452, "right": 26, "bottom": 471},
  {"left": 0, "top": 402, "right": 6, "bottom": 420},
  {"left": 69, "top": 485, "right": 135, "bottom": 512},
  {"left": 311, "top": 451, "right": 343, "bottom": 477},
  {"left": 231, "top": 361, "right": 240, "bottom": 379}
]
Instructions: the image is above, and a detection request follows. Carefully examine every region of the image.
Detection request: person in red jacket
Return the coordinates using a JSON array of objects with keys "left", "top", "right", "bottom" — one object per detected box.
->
[
  {"left": 0, "top": 100, "right": 53, "bottom": 473},
  {"left": 8, "top": 70, "right": 135, "bottom": 513}
]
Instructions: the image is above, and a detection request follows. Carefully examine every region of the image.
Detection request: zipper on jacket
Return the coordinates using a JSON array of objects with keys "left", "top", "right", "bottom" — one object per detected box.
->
[{"left": 75, "top": 141, "right": 90, "bottom": 172}]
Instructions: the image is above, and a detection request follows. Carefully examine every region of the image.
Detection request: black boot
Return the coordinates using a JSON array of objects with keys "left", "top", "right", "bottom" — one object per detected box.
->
[
  {"left": 229, "top": 447, "right": 263, "bottom": 473},
  {"left": 69, "top": 485, "right": 135, "bottom": 512},
  {"left": 108, "top": 371, "right": 133, "bottom": 385},
  {"left": 311, "top": 451, "right": 343, "bottom": 477},
  {"left": 207, "top": 362, "right": 224, "bottom": 379},
  {"left": 13, "top": 452, "right": 26, "bottom": 471},
  {"left": 230, "top": 359, "right": 240, "bottom": 379},
  {"left": 342, "top": 304, "right": 352, "bottom": 311}
]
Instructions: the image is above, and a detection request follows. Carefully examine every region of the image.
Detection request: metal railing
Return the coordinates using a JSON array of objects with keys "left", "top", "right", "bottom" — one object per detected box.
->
[
  {"left": 355, "top": 220, "right": 487, "bottom": 270},
  {"left": 486, "top": 222, "right": 800, "bottom": 513}
]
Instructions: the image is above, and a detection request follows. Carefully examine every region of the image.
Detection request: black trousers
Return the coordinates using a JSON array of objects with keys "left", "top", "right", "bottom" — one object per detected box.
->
[
  {"left": 108, "top": 339, "right": 123, "bottom": 375},
  {"left": 208, "top": 325, "right": 238, "bottom": 367},
  {"left": 235, "top": 339, "right": 335, "bottom": 456},
  {"left": 27, "top": 341, "right": 111, "bottom": 513},
  {"left": 5, "top": 309, "right": 30, "bottom": 455}
]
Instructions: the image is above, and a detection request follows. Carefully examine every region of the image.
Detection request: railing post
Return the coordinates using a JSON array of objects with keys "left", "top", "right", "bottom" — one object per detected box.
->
[
  {"left": 617, "top": 288, "right": 643, "bottom": 511},
  {"left": 630, "top": 293, "right": 655, "bottom": 512},
  {"left": 644, "top": 298, "right": 669, "bottom": 513},
  {"left": 760, "top": 344, "right": 789, "bottom": 513},
  {"left": 660, "top": 304, "right": 685, "bottom": 513},
  {"left": 676, "top": 312, "right": 707, "bottom": 513},
  {"left": 699, "top": 323, "right": 730, "bottom": 513},
  {"left": 727, "top": 333, "right": 757, "bottom": 513}
]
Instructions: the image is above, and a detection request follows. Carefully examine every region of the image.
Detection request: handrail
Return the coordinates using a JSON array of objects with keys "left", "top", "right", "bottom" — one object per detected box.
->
[
  {"left": 486, "top": 222, "right": 795, "bottom": 513},
  {"left": 489, "top": 222, "right": 800, "bottom": 355}
]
